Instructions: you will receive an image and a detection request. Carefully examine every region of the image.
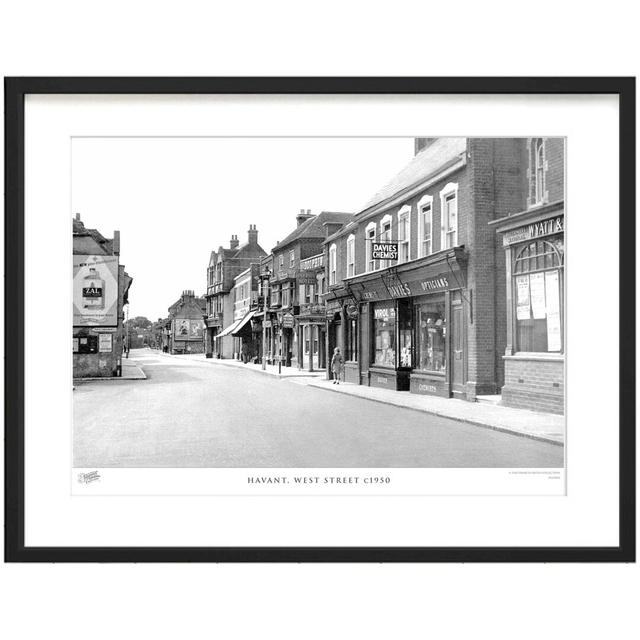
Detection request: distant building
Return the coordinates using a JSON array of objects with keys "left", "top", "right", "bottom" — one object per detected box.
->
[
  {"left": 167, "top": 290, "right": 206, "bottom": 354},
  {"left": 205, "top": 226, "right": 266, "bottom": 358},
  {"left": 73, "top": 213, "right": 132, "bottom": 378},
  {"left": 264, "top": 209, "right": 353, "bottom": 369}
]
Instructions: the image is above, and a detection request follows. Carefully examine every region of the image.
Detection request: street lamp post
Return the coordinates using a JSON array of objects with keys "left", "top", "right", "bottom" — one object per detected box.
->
[
  {"left": 261, "top": 267, "right": 272, "bottom": 371},
  {"left": 261, "top": 269, "right": 269, "bottom": 371}
]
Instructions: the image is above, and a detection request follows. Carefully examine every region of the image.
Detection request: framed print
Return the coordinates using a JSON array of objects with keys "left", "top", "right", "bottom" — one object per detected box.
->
[{"left": 4, "top": 77, "right": 635, "bottom": 562}]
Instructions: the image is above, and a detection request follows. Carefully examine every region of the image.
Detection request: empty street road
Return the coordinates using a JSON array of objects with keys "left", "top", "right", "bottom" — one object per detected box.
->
[{"left": 73, "top": 349, "right": 564, "bottom": 468}]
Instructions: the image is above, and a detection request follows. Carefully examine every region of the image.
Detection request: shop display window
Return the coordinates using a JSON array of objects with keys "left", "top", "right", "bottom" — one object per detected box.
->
[
  {"left": 513, "top": 238, "right": 563, "bottom": 353},
  {"left": 373, "top": 304, "right": 396, "bottom": 367},
  {"left": 416, "top": 301, "right": 446, "bottom": 373}
]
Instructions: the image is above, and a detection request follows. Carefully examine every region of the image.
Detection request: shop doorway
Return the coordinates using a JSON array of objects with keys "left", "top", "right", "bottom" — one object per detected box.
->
[{"left": 451, "top": 302, "right": 465, "bottom": 395}]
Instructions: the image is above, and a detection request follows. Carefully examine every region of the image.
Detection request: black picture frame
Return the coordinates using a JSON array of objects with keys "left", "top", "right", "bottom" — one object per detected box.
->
[{"left": 4, "top": 77, "right": 635, "bottom": 563}]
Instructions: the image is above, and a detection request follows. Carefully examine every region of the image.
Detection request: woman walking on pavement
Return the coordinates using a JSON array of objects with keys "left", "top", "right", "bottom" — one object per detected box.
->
[{"left": 331, "top": 347, "right": 344, "bottom": 384}]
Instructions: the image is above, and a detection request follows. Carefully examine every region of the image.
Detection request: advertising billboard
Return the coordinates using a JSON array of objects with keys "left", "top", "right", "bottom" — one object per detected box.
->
[
  {"left": 73, "top": 255, "right": 119, "bottom": 326},
  {"left": 174, "top": 319, "right": 204, "bottom": 339}
]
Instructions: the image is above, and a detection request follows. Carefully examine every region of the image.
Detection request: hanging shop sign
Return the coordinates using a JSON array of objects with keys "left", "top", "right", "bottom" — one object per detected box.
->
[
  {"left": 371, "top": 242, "right": 398, "bottom": 261},
  {"left": 282, "top": 313, "right": 295, "bottom": 329},
  {"left": 346, "top": 303, "right": 358, "bottom": 318},
  {"left": 503, "top": 215, "right": 564, "bottom": 246},
  {"left": 73, "top": 255, "right": 119, "bottom": 327}
]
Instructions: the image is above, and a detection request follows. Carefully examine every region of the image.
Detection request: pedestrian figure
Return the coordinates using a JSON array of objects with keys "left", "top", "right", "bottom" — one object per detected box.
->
[
  {"left": 331, "top": 347, "right": 344, "bottom": 384},
  {"left": 241, "top": 341, "right": 250, "bottom": 364}
]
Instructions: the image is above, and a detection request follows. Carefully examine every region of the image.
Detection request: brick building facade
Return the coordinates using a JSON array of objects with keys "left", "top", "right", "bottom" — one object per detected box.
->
[
  {"left": 491, "top": 138, "right": 565, "bottom": 414},
  {"left": 322, "top": 137, "right": 563, "bottom": 411},
  {"left": 205, "top": 226, "right": 266, "bottom": 358}
]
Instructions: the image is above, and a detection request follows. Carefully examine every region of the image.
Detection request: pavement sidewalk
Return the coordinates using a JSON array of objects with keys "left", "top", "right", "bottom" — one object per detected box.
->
[
  {"left": 306, "top": 379, "right": 564, "bottom": 446},
  {"left": 158, "top": 351, "right": 325, "bottom": 379},
  {"left": 74, "top": 359, "right": 146, "bottom": 381}
]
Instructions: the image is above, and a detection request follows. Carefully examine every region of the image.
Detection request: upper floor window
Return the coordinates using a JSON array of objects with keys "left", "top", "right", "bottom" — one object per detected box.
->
[
  {"left": 529, "top": 138, "right": 548, "bottom": 207},
  {"left": 279, "top": 254, "right": 284, "bottom": 270},
  {"left": 289, "top": 250, "right": 295, "bottom": 268},
  {"left": 397, "top": 205, "right": 411, "bottom": 263},
  {"left": 329, "top": 244, "right": 337, "bottom": 285},
  {"left": 365, "top": 222, "right": 377, "bottom": 272},
  {"left": 440, "top": 183, "right": 458, "bottom": 249},
  {"left": 417, "top": 194, "right": 433, "bottom": 258},
  {"left": 346, "top": 234, "right": 355, "bottom": 277},
  {"left": 380, "top": 214, "right": 392, "bottom": 269}
]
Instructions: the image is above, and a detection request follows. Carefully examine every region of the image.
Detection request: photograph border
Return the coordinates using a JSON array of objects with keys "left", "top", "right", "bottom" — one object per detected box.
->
[{"left": 4, "top": 76, "right": 635, "bottom": 562}]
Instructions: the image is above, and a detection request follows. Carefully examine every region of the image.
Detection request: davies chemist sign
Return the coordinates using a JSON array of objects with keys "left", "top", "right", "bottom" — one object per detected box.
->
[{"left": 371, "top": 242, "right": 398, "bottom": 261}]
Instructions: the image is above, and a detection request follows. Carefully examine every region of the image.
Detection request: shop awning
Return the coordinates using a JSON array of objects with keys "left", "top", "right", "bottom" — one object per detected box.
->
[
  {"left": 215, "top": 317, "right": 243, "bottom": 339},
  {"left": 231, "top": 310, "right": 256, "bottom": 336}
]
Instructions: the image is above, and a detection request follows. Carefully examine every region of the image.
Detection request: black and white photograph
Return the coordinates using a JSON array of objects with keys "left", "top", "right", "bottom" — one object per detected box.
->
[{"left": 71, "top": 135, "right": 566, "bottom": 481}]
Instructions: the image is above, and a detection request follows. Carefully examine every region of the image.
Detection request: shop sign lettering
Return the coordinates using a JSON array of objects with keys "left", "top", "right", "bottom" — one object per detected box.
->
[
  {"left": 372, "top": 242, "right": 398, "bottom": 260},
  {"left": 387, "top": 282, "right": 411, "bottom": 298},
  {"left": 418, "top": 384, "right": 437, "bottom": 393},
  {"left": 504, "top": 215, "right": 563, "bottom": 246},
  {"left": 374, "top": 307, "right": 396, "bottom": 320},
  {"left": 420, "top": 276, "right": 449, "bottom": 292},
  {"left": 377, "top": 377, "right": 388, "bottom": 384}
]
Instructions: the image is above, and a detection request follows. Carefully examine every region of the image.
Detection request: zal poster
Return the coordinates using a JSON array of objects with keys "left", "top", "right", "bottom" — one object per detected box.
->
[{"left": 73, "top": 255, "right": 119, "bottom": 326}]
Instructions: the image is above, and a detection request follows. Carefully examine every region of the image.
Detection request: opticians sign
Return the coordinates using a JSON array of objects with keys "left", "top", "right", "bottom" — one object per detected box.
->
[
  {"left": 73, "top": 255, "right": 119, "bottom": 327},
  {"left": 371, "top": 242, "right": 398, "bottom": 260}
]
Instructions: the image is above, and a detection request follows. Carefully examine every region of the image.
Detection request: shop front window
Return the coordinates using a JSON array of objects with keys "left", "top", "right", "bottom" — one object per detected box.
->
[
  {"left": 416, "top": 300, "right": 446, "bottom": 373},
  {"left": 373, "top": 304, "right": 396, "bottom": 367},
  {"left": 513, "top": 238, "right": 563, "bottom": 353}
]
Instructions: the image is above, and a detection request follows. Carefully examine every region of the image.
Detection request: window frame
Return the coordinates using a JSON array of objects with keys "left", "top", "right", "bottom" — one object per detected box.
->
[
  {"left": 397, "top": 205, "right": 411, "bottom": 264},
  {"left": 417, "top": 194, "right": 433, "bottom": 258},
  {"left": 346, "top": 234, "right": 355, "bottom": 277},
  {"left": 439, "top": 182, "right": 459, "bottom": 250},
  {"left": 380, "top": 214, "right": 393, "bottom": 269},
  {"left": 329, "top": 243, "right": 337, "bottom": 285},
  {"left": 365, "top": 221, "right": 377, "bottom": 272}
]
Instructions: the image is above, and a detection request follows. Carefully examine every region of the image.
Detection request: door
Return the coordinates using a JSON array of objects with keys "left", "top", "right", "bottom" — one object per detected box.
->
[{"left": 451, "top": 302, "right": 464, "bottom": 392}]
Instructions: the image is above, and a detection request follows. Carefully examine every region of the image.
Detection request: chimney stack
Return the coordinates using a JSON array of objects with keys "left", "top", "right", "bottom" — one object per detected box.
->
[
  {"left": 248, "top": 224, "right": 258, "bottom": 245},
  {"left": 296, "top": 209, "right": 315, "bottom": 227},
  {"left": 75, "top": 212, "right": 81, "bottom": 221},
  {"left": 230, "top": 234, "right": 239, "bottom": 250},
  {"left": 113, "top": 230, "right": 120, "bottom": 256}
]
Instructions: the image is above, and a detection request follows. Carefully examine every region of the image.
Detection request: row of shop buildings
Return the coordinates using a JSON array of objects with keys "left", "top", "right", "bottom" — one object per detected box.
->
[{"left": 201, "top": 137, "right": 564, "bottom": 414}]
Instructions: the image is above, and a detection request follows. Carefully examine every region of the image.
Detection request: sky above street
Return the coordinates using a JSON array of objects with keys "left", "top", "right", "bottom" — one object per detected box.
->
[{"left": 72, "top": 137, "right": 414, "bottom": 321}]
